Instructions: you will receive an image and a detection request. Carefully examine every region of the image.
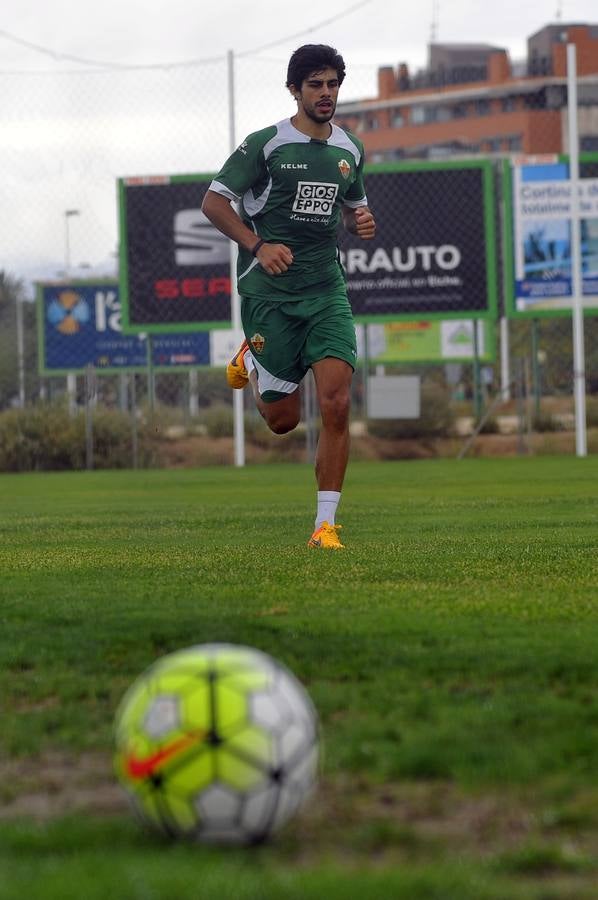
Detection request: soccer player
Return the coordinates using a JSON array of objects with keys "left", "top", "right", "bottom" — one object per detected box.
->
[{"left": 201, "top": 43, "right": 376, "bottom": 549}]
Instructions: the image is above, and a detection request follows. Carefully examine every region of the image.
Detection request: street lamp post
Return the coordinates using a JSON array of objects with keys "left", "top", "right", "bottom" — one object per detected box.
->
[{"left": 64, "top": 209, "right": 80, "bottom": 274}]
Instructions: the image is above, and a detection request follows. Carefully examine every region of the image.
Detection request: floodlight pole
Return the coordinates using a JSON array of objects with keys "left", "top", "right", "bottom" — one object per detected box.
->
[
  {"left": 228, "top": 48, "right": 246, "bottom": 467},
  {"left": 64, "top": 209, "right": 80, "bottom": 274},
  {"left": 566, "top": 44, "right": 587, "bottom": 457}
]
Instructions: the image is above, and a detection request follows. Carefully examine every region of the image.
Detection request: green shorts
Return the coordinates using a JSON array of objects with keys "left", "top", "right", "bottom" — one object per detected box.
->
[{"left": 240, "top": 285, "right": 357, "bottom": 403}]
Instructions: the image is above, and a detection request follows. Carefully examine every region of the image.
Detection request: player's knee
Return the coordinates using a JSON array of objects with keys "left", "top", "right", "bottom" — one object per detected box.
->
[
  {"left": 319, "top": 389, "right": 351, "bottom": 430},
  {"left": 262, "top": 408, "right": 300, "bottom": 435}
]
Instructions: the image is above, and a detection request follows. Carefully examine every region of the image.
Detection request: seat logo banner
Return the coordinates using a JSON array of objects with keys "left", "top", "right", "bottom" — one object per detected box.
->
[{"left": 119, "top": 176, "right": 232, "bottom": 333}]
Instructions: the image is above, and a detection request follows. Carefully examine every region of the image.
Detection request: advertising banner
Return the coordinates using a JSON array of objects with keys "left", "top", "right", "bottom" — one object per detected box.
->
[
  {"left": 506, "top": 155, "right": 598, "bottom": 317},
  {"left": 37, "top": 281, "right": 210, "bottom": 375},
  {"left": 119, "top": 162, "right": 497, "bottom": 332},
  {"left": 119, "top": 175, "right": 231, "bottom": 333},
  {"left": 341, "top": 161, "right": 497, "bottom": 321},
  {"left": 355, "top": 318, "right": 493, "bottom": 363}
]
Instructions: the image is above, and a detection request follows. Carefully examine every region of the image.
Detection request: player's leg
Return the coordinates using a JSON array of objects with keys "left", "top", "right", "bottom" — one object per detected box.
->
[
  {"left": 228, "top": 297, "right": 303, "bottom": 434},
  {"left": 247, "top": 361, "right": 301, "bottom": 434},
  {"left": 310, "top": 356, "right": 353, "bottom": 491},
  {"left": 303, "top": 288, "right": 356, "bottom": 549}
]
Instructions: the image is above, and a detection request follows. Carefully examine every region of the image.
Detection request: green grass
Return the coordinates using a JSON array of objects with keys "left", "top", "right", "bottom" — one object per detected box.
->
[{"left": 1, "top": 457, "right": 598, "bottom": 899}]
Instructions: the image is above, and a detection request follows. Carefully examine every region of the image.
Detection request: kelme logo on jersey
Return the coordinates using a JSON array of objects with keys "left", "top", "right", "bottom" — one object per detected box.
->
[
  {"left": 338, "top": 159, "right": 351, "bottom": 179},
  {"left": 250, "top": 333, "right": 265, "bottom": 353},
  {"left": 292, "top": 181, "right": 338, "bottom": 216}
]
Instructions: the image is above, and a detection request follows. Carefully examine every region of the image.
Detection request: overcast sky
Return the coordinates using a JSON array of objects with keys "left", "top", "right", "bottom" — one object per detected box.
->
[
  {"left": 2, "top": 0, "right": 597, "bottom": 285},
  {"left": 3, "top": 0, "right": 597, "bottom": 70}
]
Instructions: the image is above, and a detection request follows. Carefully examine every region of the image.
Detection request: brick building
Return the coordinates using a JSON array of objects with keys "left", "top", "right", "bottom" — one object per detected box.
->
[{"left": 335, "top": 22, "right": 598, "bottom": 161}]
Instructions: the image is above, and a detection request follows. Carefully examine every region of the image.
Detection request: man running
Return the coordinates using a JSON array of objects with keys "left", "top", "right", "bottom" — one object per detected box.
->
[{"left": 201, "top": 43, "right": 376, "bottom": 549}]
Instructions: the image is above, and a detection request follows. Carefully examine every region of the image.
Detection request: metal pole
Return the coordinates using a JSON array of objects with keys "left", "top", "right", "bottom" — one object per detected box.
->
[
  {"left": 64, "top": 209, "right": 80, "bottom": 274},
  {"left": 16, "top": 294, "right": 25, "bottom": 408},
  {"left": 66, "top": 373, "right": 77, "bottom": 416},
  {"left": 498, "top": 176, "right": 511, "bottom": 402},
  {"left": 118, "top": 372, "right": 128, "bottom": 412},
  {"left": 499, "top": 316, "right": 510, "bottom": 401},
  {"left": 228, "top": 48, "right": 246, "bottom": 468},
  {"left": 472, "top": 320, "right": 482, "bottom": 421},
  {"left": 147, "top": 334, "right": 155, "bottom": 414},
  {"left": 85, "top": 364, "right": 96, "bottom": 470},
  {"left": 363, "top": 325, "right": 369, "bottom": 422},
  {"left": 189, "top": 369, "right": 199, "bottom": 418},
  {"left": 531, "top": 319, "right": 541, "bottom": 418},
  {"left": 130, "top": 374, "right": 139, "bottom": 469},
  {"left": 566, "top": 43, "right": 587, "bottom": 457}
]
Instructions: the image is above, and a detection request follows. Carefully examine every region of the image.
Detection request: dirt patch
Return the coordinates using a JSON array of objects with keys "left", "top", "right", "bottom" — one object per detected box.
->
[
  {"left": 0, "top": 752, "right": 124, "bottom": 821},
  {"left": 153, "top": 429, "right": 592, "bottom": 468},
  {"left": 2, "top": 752, "right": 596, "bottom": 863}
]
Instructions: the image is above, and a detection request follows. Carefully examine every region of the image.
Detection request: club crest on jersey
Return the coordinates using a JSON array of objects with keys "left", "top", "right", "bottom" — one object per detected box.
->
[
  {"left": 250, "top": 333, "right": 265, "bottom": 353},
  {"left": 338, "top": 159, "right": 351, "bottom": 179}
]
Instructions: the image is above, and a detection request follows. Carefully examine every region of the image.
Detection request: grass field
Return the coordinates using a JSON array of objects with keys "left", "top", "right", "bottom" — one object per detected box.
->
[{"left": 1, "top": 456, "right": 598, "bottom": 899}]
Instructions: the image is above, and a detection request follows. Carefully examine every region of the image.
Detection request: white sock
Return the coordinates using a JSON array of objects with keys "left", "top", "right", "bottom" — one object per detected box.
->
[{"left": 315, "top": 491, "right": 341, "bottom": 528}]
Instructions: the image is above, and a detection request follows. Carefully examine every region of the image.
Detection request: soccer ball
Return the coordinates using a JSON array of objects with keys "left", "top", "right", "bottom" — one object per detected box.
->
[{"left": 113, "top": 643, "right": 319, "bottom": 844}]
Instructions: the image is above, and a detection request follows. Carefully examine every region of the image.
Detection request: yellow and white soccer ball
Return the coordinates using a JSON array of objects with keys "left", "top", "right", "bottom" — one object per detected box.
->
[{"left": 114, "top": 643, "right": 319, "bottom": 844}]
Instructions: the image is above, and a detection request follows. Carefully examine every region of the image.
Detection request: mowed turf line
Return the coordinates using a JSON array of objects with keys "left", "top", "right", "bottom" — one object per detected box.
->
[{"left": 1, "top": 457, "right": 597, "bottom": 899}]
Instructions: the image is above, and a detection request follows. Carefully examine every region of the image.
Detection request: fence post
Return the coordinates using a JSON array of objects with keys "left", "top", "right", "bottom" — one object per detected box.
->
[{"left": 85, "top": 364, "right": 96, "bottom": 470}]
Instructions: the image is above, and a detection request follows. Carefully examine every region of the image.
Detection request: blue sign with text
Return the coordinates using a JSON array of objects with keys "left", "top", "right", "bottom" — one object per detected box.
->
[{"left": 39, "top": 282, "right": 210, "bottom": 373}]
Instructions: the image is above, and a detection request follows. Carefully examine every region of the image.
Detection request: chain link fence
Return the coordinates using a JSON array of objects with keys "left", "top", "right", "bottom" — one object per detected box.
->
[{"left": 1, "top": 54, "right": 596, "bottom": 470}]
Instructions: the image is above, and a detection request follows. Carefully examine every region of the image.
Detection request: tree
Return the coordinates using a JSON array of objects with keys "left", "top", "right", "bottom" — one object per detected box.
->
[{"left": 0, "top": 271, "right": 36, "bottom": 409}]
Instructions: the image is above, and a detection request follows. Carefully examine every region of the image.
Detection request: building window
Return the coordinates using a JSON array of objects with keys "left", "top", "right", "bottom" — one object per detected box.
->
[
  {"left": 524, "top": 91, "right": 546, "bottom": 110},
  {"left": 475, "top": 99, "right": 490, "bottom": 117},
  {"left": 365, "top": 117, "right": 379, "bottom": 131},
  {"left": 451, "top": 104, "right": 468, "bottom": 119},
  {"left": 581, "top": 136, "right": 598, "bottom": 152},
  {"left": 502, "top": 97, "right": 516, "bottom": 113},
  {"left": 391, "top": 111, "right": 405, "bottom": 127},
  {"left": 411, "top": 106, "right": 426, "bottom": 124},
  {"left": 506, "top": 135, "right": 522, "bottom": 151}
]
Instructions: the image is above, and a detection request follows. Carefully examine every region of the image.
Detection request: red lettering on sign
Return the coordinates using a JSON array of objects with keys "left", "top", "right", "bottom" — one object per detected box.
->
[
  {"left": 153, "top": 278, "right": 231, "bottom": 300},
  {"left": 182, "top": 278, "right": 206, "bottom": 298},
  {"left": 154, "top": 280, "right": 179, "bottom": 299}
]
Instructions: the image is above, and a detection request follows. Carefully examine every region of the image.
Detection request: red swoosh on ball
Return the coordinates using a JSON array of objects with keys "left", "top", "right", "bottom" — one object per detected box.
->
[{"left": 125, "top": 731, "right": 205, "bottom": 780}]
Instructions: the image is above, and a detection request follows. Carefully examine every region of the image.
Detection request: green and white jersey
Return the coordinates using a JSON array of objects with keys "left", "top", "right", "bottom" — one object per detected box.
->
[{"left": 209, "top": 118, "right": 367, "bottom": 298}]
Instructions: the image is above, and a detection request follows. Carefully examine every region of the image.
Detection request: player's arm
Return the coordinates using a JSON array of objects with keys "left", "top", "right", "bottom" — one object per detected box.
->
[
  {"left": 342, "top": 205, "right": 376, "bottom": 240},
  {"left": 201, "top": 191, "right": 293, "bottom": 275}
]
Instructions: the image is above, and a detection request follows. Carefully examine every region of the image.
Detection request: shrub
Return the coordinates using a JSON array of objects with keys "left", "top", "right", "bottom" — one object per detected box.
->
[
  {"left": 202, "top": 404, "right": 235, "bottom": 438},
  {"left": 586, "top": 397, "right": 598, "bottom": 428},
  {"left": 477, "top": 416, "right": 500, "bottom": 434},
  {"left": 532, "top": 411, "right": 565, "bottom": 433},
  {"left": 0, "top": 404, "right": 153, "bottom": 472}
]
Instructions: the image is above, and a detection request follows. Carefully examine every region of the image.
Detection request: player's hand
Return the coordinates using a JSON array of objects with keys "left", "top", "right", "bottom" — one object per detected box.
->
[
  {"left": 354, "top": 207, "right": 376, "bottom": 240},
  {"left": 255, "top": 242, "right": 294, "bottom": 275}
]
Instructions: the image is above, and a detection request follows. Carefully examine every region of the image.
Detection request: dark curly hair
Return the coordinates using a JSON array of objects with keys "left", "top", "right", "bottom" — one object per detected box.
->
[{"left": 286, "top": 44, "right": 346, "bottom": 90}]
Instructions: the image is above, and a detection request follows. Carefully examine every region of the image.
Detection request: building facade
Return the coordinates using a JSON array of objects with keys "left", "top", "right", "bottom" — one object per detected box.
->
[{"left": 335, "top": 23, "right": 598, "bottom": 161}]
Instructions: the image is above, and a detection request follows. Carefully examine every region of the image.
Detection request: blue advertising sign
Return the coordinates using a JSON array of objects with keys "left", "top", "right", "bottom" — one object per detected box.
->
[
  {"left": 510, "top": 159, "right": 598, "bottom": 316},
  {"left": 38, "top": 281, "right": 210, "bottom": 374}
]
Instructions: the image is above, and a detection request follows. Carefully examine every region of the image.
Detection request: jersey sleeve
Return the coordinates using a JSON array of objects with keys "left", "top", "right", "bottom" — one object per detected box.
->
[
  {"left": 208, "top": 128, "right": 274, "bottom": 202},
  {"left": 343, "top": 134, "right": 368, "bottom": 208}
]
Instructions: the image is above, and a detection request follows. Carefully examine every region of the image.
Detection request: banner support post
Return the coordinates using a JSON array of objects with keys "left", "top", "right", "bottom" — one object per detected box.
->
[
  {"left": 566, "top": 43, "right": 587, "bottom": 457},
  {"left": 228, "top": 48, "right": 246, "bottom": 468}
]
